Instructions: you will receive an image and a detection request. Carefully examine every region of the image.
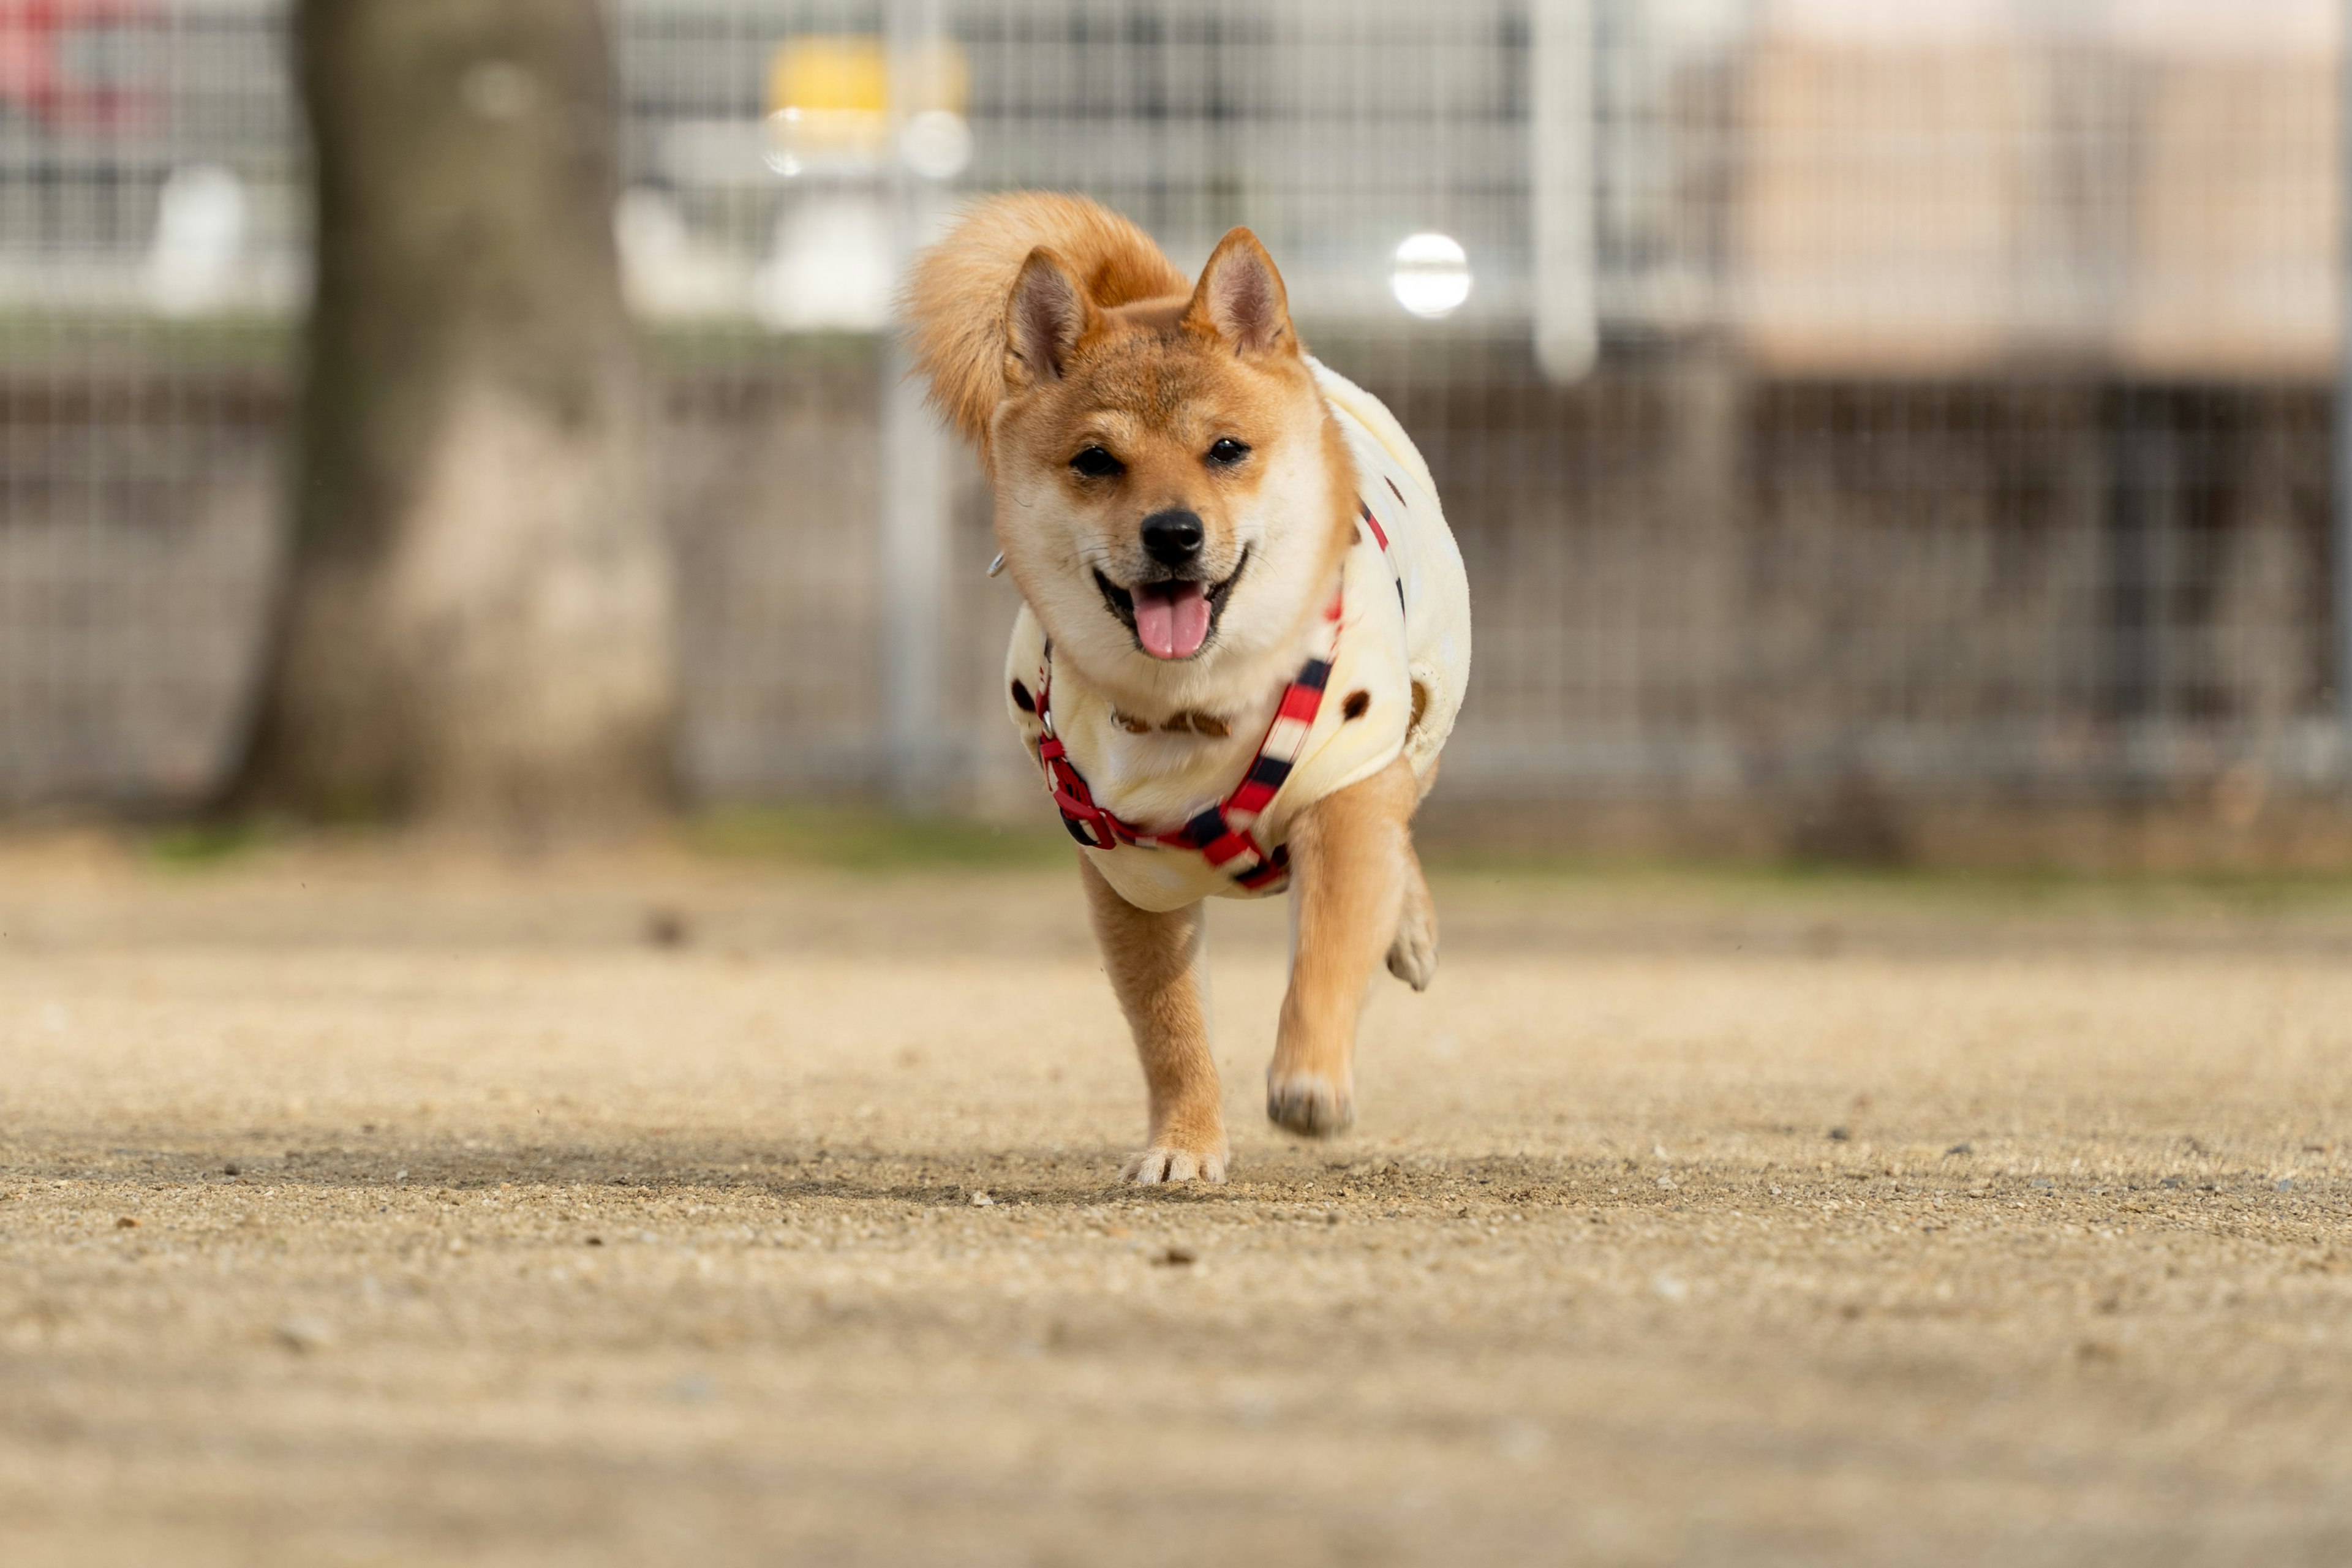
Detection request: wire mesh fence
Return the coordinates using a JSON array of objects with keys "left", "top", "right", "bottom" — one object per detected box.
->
[{"left": 0, "top": 0, "right": 2343, "bottom": 831}]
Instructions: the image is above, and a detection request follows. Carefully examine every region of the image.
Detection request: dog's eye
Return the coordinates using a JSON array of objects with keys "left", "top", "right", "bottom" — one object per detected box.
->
[
  {"left": 1206, "top": 437, "right": 1250, "bottom": 467},
  {"left": 1069, "top": 446, "right": 1123, "bottom": 479}
]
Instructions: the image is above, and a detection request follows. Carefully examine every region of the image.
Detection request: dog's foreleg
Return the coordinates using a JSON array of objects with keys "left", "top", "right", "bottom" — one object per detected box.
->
[
  {"left": 1079, "top": 853, "right": 1228, "bottom": 1183},
  {"left": 1267, "top": 754, "right": 1420, "bottom": 1136}
]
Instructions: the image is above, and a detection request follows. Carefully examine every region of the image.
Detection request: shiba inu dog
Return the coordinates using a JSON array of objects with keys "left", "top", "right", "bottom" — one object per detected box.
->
[{"left": 904, "top": 193, "right": 1471, "bottom": 1183}]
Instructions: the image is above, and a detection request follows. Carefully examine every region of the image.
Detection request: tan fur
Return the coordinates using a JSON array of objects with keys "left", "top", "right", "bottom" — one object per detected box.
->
[
  {"left": 1078, "top": 855, "right": 1228, "bottom": 1183},
  {"left": 1266, "top": 755, "right": 1426, "bottom": 1136},
  {"left": 900, "top": 193, "right": 1188, "bottom": 459},
  {"left": 902, "top": 195, "right": 1437, "bottom": 1183}
]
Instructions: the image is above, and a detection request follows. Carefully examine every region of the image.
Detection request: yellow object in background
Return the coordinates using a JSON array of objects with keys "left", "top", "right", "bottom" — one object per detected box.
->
[
  {"left": 767, "top": 36, "right": 890, "bottom": 118},
  {"left": 763, "top": 36, "right": 967, "bottom": 176},
  {"left": 766, "top": 35, "right": 966, "bottom": 117}
]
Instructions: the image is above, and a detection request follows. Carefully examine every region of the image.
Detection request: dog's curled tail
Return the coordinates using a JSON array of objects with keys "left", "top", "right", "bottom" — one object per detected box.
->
[{"left": 900, "top": 192, "right": 1187, "bottom": 453}]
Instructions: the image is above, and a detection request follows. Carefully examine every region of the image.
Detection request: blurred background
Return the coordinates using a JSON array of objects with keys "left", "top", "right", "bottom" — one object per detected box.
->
[{"left": 0, "top": 0, "right": 2346, "bottom": 864}]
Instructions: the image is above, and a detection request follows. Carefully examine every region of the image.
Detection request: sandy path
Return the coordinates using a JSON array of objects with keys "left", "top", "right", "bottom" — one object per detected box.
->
[{"left": 2, "top": 842, "right": 2350, "bottom": 1565}]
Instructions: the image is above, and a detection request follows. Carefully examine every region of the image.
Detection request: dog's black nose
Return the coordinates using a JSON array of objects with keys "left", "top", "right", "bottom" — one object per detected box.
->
[{"left": 1140, "top": 510, "right": 1204, "bottom": 566}]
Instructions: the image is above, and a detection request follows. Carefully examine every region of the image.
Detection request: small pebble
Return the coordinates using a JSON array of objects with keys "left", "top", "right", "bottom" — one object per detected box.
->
[
  {"left": 644, "top": 908, "right": 690, "bottom": 949},
  {"left": 1827, "top": 1127, "right": 1851, "bottom": 1142},
  {"left": 222, "top": 1163, "right": 241, "bottom": 1176},
  {"left": 1946, "top": 1143, "right": 1973, "bottom": 1156},
  {"left": 115, "top": 1216, "right": 139, "bottom": 1229},
  {"left": 1493, "top": 1419, "right": 1549, "bottom": 1463},
  {"left": 970, "top": 1191, "right": 995, "bottom": 1207},
  {"left": 2276, "top": 1178, "right": 2294, "bottom": 1191},
  {"left": 584, "top": 1235, "right": 604, "bottom": 1246},
  {"left": 274, "top": 1316, "right": 335, "bottom": 1353},
  {"left": 1153, "top": 1246, "right": 1196, "bottom": 1267}
]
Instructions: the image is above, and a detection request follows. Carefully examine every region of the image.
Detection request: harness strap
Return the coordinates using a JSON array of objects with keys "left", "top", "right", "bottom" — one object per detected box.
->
[
  {"left": 1031, "top": 499, "right": 1398, "bottom": 894},
  {"left": 1358, "top": 500, "right": 1407, "bottom": 616}
]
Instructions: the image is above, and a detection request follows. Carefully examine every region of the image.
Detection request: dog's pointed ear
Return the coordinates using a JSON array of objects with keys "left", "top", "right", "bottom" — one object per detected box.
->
[
  {"left": 1005, "top": 247, "right": 1096, "bottom": 389},
  {"left": 1183, "top": 228, "right": 1294, "bottom": 358}
]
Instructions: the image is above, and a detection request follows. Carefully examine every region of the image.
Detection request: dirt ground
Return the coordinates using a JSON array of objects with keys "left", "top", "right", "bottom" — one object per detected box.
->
[{"left": 3, "top": 832, "right": 2351, "bottom": 1566}]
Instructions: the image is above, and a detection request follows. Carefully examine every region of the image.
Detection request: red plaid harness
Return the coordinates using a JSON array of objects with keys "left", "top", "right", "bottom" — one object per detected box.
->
[{"left": 1030, "top": 504, "right": 1404, "bottom": 897}]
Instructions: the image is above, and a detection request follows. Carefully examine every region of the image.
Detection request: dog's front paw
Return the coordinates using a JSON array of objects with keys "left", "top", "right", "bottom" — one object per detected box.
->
[
  {"left": 1266, "top": 1070, "right": 1355, "bottom": 1137},
  {"left": 1121, "top": 1145, "right": 1228, "bottom": 1185}
]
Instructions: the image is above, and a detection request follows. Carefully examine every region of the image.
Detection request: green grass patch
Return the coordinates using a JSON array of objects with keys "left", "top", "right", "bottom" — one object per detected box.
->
[
  {"left": 145, "top": 821, "right": 269, "bottom": 868},
  {"left": 0, "top": 311, "right": 297, "bottom": 372}
]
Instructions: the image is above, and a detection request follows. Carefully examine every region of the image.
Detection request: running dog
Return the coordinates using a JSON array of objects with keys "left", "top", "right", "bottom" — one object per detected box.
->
[{"left": 903, "top": 194, "right": 1471, "bottom": 1183}]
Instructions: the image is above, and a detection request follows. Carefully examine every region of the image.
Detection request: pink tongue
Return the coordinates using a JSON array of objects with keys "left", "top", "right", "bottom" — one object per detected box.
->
[{"left": 1134, "top": 581, "right": 1211, "bottom": 660}]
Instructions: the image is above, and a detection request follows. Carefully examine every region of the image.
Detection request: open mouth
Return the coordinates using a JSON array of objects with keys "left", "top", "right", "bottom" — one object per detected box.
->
[{"left": 1094, "top": 548, "right": 1251, "bottom": 662}]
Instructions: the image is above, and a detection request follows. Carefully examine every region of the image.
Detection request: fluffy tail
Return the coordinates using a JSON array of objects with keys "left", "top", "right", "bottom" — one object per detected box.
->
[{"left": 900, "top": 192, "right": 1187, "bottom": 453}]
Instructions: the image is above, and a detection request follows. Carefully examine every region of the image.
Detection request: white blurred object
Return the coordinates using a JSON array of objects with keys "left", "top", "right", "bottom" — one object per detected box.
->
[
  {"left": 615, "top": 186, "right": 747, "bottom": 319},
  {"left": 144, "top": 165, "right": 247, "bottom": 317},
  {"left": 1391, "top": 233, "right": 1472, "bottom": 320},
  {"left": 660, "top": 119, "right": 775, "bottom": 187},
  {"left": 899, "top": 108, "right": 971, "bottom": 180},
  {"left": 753, "top": 195, "right": 894, "bottom": 331},
  {"left": 616, "top": 186, "right": 690, "bottom": 294},
  {"left": 1531, "top": 0, "right": 1596, "bottom": 379}
]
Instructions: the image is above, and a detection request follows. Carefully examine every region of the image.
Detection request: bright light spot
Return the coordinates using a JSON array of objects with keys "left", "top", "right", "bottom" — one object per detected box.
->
[
  {"left": 899, "top": 108, "right": 971, "bottom": 180},
  {"left": 1390, "top": 232, "right": 1471, "bottom": 319},
  {"left": 763, "top": 107, "right": 804, "bottom": 177}
]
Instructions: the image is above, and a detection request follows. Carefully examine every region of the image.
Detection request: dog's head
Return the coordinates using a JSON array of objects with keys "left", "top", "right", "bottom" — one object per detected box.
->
[{"left": 990, "top": 229, "right": 1352, "bottom": 698}]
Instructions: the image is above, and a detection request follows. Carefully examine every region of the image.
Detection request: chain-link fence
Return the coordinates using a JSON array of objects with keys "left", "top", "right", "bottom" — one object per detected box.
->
[{"left": 1, "top": 1, "right": 2345, "bottom": 835}]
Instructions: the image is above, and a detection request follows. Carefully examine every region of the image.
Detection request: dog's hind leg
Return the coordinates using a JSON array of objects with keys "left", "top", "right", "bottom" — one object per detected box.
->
[
  {"left": 1386, "top": 842, "right": 1438, "bottom": 992},
  {"left": 1267, "top": 755, "right": 1419, "bottom": 1137},
  {"left": 1079, "top": 854, "right": 1228, "bottom": 1183}
]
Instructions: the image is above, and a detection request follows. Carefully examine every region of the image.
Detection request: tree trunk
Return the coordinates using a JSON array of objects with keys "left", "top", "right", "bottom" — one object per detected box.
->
[{"left": 235, "top": 0, "right": 672, "bottom": 829}]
